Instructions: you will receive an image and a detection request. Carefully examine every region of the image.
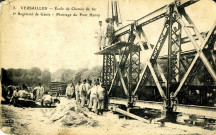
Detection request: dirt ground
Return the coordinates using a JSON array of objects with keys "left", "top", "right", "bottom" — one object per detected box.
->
[{"left": 1, "top": 98, "right": 216, "bottom": 135}]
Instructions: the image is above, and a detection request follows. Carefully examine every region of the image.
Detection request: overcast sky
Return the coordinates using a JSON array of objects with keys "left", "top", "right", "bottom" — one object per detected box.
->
[{"left": 0, "top": 0, "right": 215, "bottom": 72}]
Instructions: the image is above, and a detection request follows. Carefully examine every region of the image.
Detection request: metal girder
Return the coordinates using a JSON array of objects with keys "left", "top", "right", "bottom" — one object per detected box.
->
[
  {"left": 130, "top": 50, "right": 141, "bottom": 84},
  {"left": 133, "top": 64, "right": 149, "bottom": 95},
  {"left": 148, "top": 61, "right": 166, "bottom": 98},
  {"left": 108, "top": 45, "right": 130, "bottom": 95},
  {"left": 176, "top": 9, "right": 216, "bottom": 81},
  {"left": 113, "top": 52, "right": 129, "bottom": 96},
  {"left": 115, "top": 6, "right": 167, "bottom": 37},
  {"left": 181, "top": 32, "right": 207, "bottom": 44},
  {"left": 102, "top": 54, "right": 114, "bottom": 87},
  {"left": 179, "top": 12, "right": 216, "bottom": 81},
  {"left": 132, "top": 22, "right": 168, "bottom": 99},
  {"left": 167, "top": 4, "right": 182, "bottom": 85},
  {"left": 150, "top": 21, "right": 169, "bottom": 60},
  {"left": 98, "top": 0, "right": 216, "bottom": 109},
  {"left": 157, "top": 62, "right": 167, "bottom": 87},
  {"left": 114, "top": 0, "right": 199, "bottom": 38},
  {"left": 173, "top": 7, "right": 216, "bottom": 97}
]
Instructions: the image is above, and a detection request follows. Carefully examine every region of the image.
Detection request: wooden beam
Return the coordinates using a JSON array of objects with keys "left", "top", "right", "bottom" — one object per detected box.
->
[{"left": 113, "top": 107, "right": 150, "bottom": 123}]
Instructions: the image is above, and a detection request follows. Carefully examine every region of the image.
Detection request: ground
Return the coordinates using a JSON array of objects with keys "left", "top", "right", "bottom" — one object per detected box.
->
[{"left": 1, "top": 98, "right": 216, "bottom": 135}]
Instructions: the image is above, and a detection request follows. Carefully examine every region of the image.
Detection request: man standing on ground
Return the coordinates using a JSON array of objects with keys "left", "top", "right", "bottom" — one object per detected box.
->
[
  {"left": 66, "top": 82, "right": 75, "bottom": 99},
  {"left": 75, "top": 81, "right": 81, "bottom": 103},
  {"left": 33, "top": 83, "right": 44, "bottom": 101},
  {"left": 89, "top": 79, "right": 99, "bottom": 113},
  {"left": 97, "top": 80, "right": 105, "bottom": 115},
  {"left": 80, "top": 79, "right": 87, "bottom": 107},
  {"left": 86, "top": 79, "right": 92, "bottom": 107}
]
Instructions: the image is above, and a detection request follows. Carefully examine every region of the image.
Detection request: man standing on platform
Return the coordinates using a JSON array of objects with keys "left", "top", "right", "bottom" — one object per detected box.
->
[{"left": 105, "top": 18, "right": 115, "bottom": 47}]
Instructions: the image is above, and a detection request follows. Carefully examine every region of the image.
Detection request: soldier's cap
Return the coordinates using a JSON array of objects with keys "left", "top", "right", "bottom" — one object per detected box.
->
[{"left": 106, "top": 18, "right": 113, "bottom": 23}]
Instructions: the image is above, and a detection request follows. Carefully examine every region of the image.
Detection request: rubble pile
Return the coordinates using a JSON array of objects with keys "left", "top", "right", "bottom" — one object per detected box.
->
[{"left": 46, "top": 98, "right": 99, "bottom": 127}]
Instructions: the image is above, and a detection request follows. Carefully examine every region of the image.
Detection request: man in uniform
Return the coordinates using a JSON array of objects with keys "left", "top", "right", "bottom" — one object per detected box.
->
[
  {"left": 80, "top": 79, "right": 87, "bottom": 107},
  {"left": 88, "top": 81, "right": 97, "bottom": 112},
  {"left": 86, "top": 79, "right": 92, "bottom": 106},
  {"left": 66, "top": 82, "right": 75, "bottom": 99},
  {"left": 95, "top": 21, "right": 105, "bottom": 50},
  {"left": 75, "top": 81, "right": 81, "bottom": 103},
  {"left": 41, "top": 91, "right": 52, "bottom": 107},
  {"left": 105, "top": 18, "right": 115, "bottom": 47},
  {"left": 33, "top": 83, "right": 44, "bottom": 101},
  {"left": 97, "top": 80, "right": 105, "bottom": 115}
]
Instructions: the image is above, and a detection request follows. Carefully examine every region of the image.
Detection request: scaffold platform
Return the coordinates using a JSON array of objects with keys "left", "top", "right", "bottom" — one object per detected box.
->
[{"left": 95, "top": 41, "right": 141, "bottom": 55}]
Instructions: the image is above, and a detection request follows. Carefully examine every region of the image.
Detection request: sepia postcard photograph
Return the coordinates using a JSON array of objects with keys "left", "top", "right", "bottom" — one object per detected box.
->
[{"left": 0, "top": 0, "right": 216, "bottom": 134}]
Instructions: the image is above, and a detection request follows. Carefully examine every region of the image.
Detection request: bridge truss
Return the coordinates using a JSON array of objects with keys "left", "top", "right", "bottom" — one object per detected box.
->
[{"left": 95, "top": 0, "right": 216, "bottom": 112}]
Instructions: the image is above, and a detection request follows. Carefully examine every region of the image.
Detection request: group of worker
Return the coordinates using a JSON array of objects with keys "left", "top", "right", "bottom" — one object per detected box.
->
[
  {"left": 66, "top": 78, "right": 105, "bottom": 115},
  {"left": 2, "top": 83, "right": 46, "bottom": 106},
  {"left": 95, "top": 18, "right": 115, "bottom": 50}
]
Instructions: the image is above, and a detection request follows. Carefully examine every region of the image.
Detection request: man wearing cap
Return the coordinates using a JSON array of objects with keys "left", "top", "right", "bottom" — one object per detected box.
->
[
  {"left": 105, "top": 18, "right": 115, "bottom": 47},
  {"left": 95, "top": 21, "right": 105, "bottom": 50},
  {"left": 96, "top": 80, "right": 105, "bottom": 115},
  {"left": 80, "top": 79, "right": 87, "bottom": 107},
  {"left": 66, "top": 82, "right": 75, "bottom": 99},
  {"left": 75, "top": 81, "right": 81, "bottom": 103}
]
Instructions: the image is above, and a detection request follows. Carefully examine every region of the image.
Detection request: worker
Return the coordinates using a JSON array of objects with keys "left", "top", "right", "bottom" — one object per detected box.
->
[
  {"left": 86, "top": 79, "right": 92, "bottom": 106},
  {"left": 22, "top": 84, "right": 28, "bottom": 91},
  {"left": 9, "top": 87, "right": 18, "bottom": 105},
  {"left": 33, "top": 83, "right": 44, "bottom": 101},
  {"left": 88, "top": 80, "right": 97, "bottom": 111},
  {"left": 105, "top": 18, "right": 115, "bottom": 47},
  {"left": 96, "top": 80, "right": 105, "bottom": 115},
  {"left": 66, "top": 82, "right": 75, "bottom": 99},
  {"left": 75, "top": 81, "right": 81, "bottom": 103},
  {"left": 7, "top": 85, "right": 15, "bottom": 103},
  {"left": 80, "top": 79, "right": 87, "bottom": 107},
  {"left": 41, "top": 91, "right": 52, "bottom": 107},
  {"left": 95, "top": 21, "right": 105, "bottom": 50},
  {"left": 89, "top": 79, "right": 100, "bottom": 113},
  {"left": 170, "top": 92, "right": 178, "bottom": 111}
]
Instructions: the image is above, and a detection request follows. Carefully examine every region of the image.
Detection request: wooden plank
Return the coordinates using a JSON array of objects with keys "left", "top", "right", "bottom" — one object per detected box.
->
[
  {"left": 95, "top": 41, "right": 132, "bottom": 55},
  {"left": 113, "top": 107, "right": 150, "bottom": 123}
]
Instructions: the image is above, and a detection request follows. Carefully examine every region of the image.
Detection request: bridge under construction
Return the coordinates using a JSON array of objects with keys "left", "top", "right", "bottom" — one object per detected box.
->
[{"left": 95, "top": 0, "right": 216, "bottom": 124}]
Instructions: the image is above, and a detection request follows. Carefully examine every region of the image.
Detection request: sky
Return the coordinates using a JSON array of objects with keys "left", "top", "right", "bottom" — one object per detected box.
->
[{"left": 0, "top": 0, "right": 215, "bottom": 72}]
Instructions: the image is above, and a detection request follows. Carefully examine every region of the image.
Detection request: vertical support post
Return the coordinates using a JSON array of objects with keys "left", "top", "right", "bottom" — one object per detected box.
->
[
  {"left": 102, "top": 54, "right": 114, "bottom": 89},
  {"left": 102, "top": 55, "right": 105, "bottom": 86},
  {"left": 167, "top": 4, "right": 174, "bottom": 109},
  {"left": 128, "top": 51, "right": 132, "bottom": 107},
  {"left": 176, "top": 22, "right": 181, "bottom": 82}
]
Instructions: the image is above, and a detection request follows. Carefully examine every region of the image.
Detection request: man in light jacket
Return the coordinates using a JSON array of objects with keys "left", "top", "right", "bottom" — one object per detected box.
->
[
  {"left": 66, "top": 83, "right": 75, "bottom": 99},
  {"left": 80, "top": 79, "right": 87, "bottom": 107},
  {"left": 75, "top": 81, "right": 81, "bottom": 103},
  {"left": 97, "top": 81, "right": 105, "bottom": 115}
]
